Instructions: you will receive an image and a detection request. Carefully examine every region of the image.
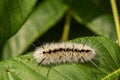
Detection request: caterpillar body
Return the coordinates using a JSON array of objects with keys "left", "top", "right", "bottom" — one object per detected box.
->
[{"left": 33, "top": 42, "right": 96, "bottom": 66}]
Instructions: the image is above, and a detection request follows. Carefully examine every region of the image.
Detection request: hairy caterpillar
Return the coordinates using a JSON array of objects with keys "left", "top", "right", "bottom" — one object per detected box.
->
[{"left": 33, "top": 42, "right": 97, "bottom": 66}]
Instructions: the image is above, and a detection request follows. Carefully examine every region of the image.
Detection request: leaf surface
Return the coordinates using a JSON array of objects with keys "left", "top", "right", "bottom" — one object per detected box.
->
[
  {"left": 0, "top": 37, "right": 120, "bottom": 80},
  {"left": 69, "top": 0, "right": 117, "bottom": 40},
  {"left": 2, "top": 0, "right": 67, "bottom": 59},
  {"left": 0, "top": 0, "right": 37, "bottom": 45}
]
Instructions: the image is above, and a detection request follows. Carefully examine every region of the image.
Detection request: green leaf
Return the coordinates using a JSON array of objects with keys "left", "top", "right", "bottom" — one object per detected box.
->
[
  {"left": 2, "top": 0, "right": 67, "bottom": 59},
  {"left": 0, "top": 53, "right": 47, "bottom": 80},
  {"left": 0, "top": 37, "right": 120, "bottom": 80},
  {"left": 69, "top": 0, "right": 117, "bottom": 40},
  {"left": 0, "top": 0, "right": 37, "bottom": 45},
  {"left": 102, "top": 68, "right": 120, "bottom": 80}
]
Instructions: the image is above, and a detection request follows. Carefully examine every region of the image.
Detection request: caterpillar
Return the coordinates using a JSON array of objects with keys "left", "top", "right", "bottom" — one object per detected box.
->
[{"left": 33, "top": 42, "right": 96, "bottom": 66}]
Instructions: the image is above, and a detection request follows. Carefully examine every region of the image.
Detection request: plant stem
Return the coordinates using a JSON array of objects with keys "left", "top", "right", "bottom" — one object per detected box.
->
[
  {"left": 61, "top": 10, "right": 71, "bottom": 41},
  {"left": 110, "top": 0, "right": 120, "bottom": 45}
]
